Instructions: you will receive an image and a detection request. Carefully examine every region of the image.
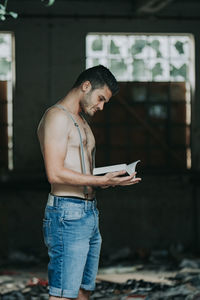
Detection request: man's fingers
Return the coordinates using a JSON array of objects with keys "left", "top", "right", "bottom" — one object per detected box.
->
[
  {"left": 130, "top": 171, "right": 137, "bottom": 178},
  {"left": 104, "top": 170, "right": 141, "bottom": 186},
  {"left": 131, "top": 177, "right": 142, "bottom": 182},
  {"left": 117, "top": 172, "right": 137, "bottom": 182},
  {"left": 120, "top": 177, "right": 142, "bottom": 186},
  {"left": 111, "top": 170, "right": 126, "bottom": 177},
  {"left": 120, "top": 177, "right": 142, "bottom": 185}
]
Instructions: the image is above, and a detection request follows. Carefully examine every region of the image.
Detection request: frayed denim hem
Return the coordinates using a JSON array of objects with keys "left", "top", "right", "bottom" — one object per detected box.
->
[
  {"left": 49, "top": 286, "right": 79, "bottom": 298},
  {"left": 80, "top": 283, "right": 96, "bottom": 291}
]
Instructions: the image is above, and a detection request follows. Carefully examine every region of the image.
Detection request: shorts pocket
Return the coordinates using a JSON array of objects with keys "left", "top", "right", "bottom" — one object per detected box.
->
[
  {"left": 63, "top": 208, "right": 84, "bottom": 221},
  {"left": 43, "top": 219, "right": 51, "bottom": 247}
]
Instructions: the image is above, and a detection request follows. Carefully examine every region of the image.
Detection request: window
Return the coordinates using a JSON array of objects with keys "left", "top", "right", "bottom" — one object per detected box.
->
[
  {"left": 86, "top": 34, "right": 194, "bottom": 170},
  {"left": 0, "top": 32, "right": 15, "bottom": 170}
]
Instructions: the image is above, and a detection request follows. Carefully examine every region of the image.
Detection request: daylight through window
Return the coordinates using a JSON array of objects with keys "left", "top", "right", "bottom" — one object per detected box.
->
[
  {"left": 86, "top": 34, "right": 194, "bottom": 170},
  {"left": 0, "top": 32, "right": 14, "bottom": 170}
]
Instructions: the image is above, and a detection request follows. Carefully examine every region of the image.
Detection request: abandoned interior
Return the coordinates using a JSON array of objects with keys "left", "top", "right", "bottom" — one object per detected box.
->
[{"left": 1, "top": 0, "right": 200, "bottom": 299}]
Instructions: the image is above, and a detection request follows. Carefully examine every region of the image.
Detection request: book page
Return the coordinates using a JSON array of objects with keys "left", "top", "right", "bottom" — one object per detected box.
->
[
  {"left": 93, "top": 164, "right": 126, "bottom": 175},
  {"left": 93, "top": 160, "right": 141, "bottom": 176},
  {"left": 126, "top": 160, "right": 141, "bottom": 175}
]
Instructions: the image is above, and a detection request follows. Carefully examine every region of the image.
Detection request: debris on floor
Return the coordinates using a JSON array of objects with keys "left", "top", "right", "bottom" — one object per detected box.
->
[{"left": 1, "top": 256, "right": 200, "bottom": 299}]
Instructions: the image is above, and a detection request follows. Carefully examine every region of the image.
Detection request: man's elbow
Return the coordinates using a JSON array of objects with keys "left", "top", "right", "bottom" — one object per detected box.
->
[
  {"left": 48, "top": 176, "right": 57, "bottom": 184},
  {"left": 47, "top": 172, "right": 62, "bottom": 184}
]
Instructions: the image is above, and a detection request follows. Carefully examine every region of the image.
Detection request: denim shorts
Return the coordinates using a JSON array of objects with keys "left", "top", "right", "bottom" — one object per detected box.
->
[{"left": 43, "top": 194, "right": 102, "bottom": 298}]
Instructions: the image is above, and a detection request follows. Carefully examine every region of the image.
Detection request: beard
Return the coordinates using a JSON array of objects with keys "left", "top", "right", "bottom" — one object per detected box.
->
[{"left": 80, "top": 91, "right": 95, "bottom": 116}]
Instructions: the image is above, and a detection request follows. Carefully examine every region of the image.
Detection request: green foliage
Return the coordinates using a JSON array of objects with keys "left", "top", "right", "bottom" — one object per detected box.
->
[
  {"left": 152, "top": 62, "right": 163, "bottom": 78},
  {"left": 93, "top": 58, "right": 100, "bottom": 66},
  {"left": 131, "top": 39, "right": 146, "bottom": 56},
  {"left": 0, "top": 2, "right": 18, "bottom": 21},
  {"left": 0, "top": 4, "right": 6, "bottom": 20},
  {"left": 0, "top": 0, "right": 56, "bottom": 21},
  {"left": 130, "top": 39, "right": 162, "bottom": 58},
  {"left": 132, "top": 59, "right": 145, "bottom": 79},
  {"left": 41, "top": 0, "right": 55, "bottom": 6},
  {"left": 0, "top": 11, "right": 18, "bottom": 21},
  {"left": 110, "top": 40, "right": 120, "bottom": 54},
  {"left": 149, "top": 40, "right": 162, "bottom": 58},
  {"left": 170, "top": 63, "right": 187, "bottom": 79},
  {"left": 92, "top": 38, "right": 103, "bottom": 51},
  {"left": 0, "top": 36, "right": 5, "bottom": 43},
  {"left": 9, "top": 11, "right": 17, "bottom": 18},
  {"left": 0, "top": 58, "right": 10, "bottom": 76},
  {"left": 110, "top": 59, "right": 126, "bottom": 77},
  {"left": 174, "top": 41, "right": 185, "bottom": 55}
]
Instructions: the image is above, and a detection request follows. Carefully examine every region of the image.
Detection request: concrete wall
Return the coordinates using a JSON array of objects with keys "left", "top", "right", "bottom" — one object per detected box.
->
[{"left": 0, "top": 1, "right": 200, "bottom": 260}]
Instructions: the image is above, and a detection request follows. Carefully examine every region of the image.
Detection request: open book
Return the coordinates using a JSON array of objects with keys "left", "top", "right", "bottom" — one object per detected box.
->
[{"left": 93, "top": 160, "right": 141, "bottom": 176}]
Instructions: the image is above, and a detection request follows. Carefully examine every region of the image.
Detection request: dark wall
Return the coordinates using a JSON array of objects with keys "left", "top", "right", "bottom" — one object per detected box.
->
[{"left": 0, "top": 0, "right": 200, "bottom": 260}]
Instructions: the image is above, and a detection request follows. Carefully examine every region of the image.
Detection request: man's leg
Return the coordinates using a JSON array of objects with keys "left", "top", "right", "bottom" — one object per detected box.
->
[
  {"left": 45, "top": 198, "right": 98, "bottom": 299},
  {"left": 77, "top": 288, "right": 91, "bottom": 300},
  {"left": 49, "top": 289, "right": 90, "bottom": 300},
  {"left": 49, "top": 296, "right": 74, "bottom": 300},
  {"left": 80, "top": 208, "right": 101, "bottom": 294},
  {"left": 46, "top": 198, "right": 92, "bottom": 299}
]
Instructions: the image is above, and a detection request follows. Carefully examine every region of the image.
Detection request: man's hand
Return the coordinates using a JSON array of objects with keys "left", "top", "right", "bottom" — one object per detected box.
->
[{"left": 102, "top": 170, "right": 141, "bottom": 187}]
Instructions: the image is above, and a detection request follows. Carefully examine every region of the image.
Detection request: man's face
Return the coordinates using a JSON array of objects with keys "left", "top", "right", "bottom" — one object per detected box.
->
[{"left": 80, "top": 84, "right": 112, "bottom": 117}]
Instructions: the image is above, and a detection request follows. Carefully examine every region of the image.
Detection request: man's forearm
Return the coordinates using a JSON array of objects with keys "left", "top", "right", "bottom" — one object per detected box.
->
[{"left": 47, "top": 166, "right": 106, "bottom": 186}]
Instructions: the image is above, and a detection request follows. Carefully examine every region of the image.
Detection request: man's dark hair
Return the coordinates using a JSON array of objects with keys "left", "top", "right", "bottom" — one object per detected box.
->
[{"left": 73, "top": 65, "right": 119, "bottom": 96}]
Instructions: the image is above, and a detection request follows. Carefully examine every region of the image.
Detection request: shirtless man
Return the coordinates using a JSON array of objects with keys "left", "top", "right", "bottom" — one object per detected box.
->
[{"left": 37, "top": 65, "right": 141, "bottom": 300}]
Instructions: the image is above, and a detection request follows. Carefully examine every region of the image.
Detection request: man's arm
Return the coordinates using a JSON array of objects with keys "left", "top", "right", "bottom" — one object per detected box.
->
[{"left": 38, "top": 108, "right": 141, "bottom": 187}]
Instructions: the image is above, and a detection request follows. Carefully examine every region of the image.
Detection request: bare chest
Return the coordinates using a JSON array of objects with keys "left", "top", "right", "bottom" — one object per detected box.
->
[{"left": 68, "top": 118, "right": 95, "bottom": 151}]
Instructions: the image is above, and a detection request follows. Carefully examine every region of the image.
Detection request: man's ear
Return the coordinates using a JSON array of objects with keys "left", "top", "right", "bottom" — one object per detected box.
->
[{"left": 81, "top": 81, "right": 92, "bottom": 93}]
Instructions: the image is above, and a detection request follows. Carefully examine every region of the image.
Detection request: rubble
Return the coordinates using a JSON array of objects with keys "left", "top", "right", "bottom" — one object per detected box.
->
[
  {"left": 1, "top": 255, "right": 200, "bottom": 299},
  {"left": 179, "top": 259, "right": 200, "bottom": 270}
]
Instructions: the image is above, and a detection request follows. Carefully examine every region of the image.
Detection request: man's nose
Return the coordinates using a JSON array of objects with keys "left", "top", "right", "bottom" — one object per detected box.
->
[{"left": 98, "top": 102, "right": 104, "bottom": 111}]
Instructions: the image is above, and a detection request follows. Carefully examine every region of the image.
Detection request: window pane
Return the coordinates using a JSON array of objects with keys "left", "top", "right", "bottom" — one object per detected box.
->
[
  {"left": 0, "top": 32, "right": 14, "bottom": 170},
  {"left": 86, "top": 34, "right": 193, "bottom": 170},
  {"left": 148, "top": 36, "right": 169, "bottom": 59},
  {"left": 0, "top": 34, "right": 12, "bottom": 58},
  {"left": 86, "top": 34, "right": 192, "bottom": 83},
  {"left": 129, "top": 36, "right": 148, "bottom": 58},
  {"left": 170, "top": 36, "right": 190, "bottom": 59},
  {"left": 170, "top": 60, "right": 188, "bottom": 81}
]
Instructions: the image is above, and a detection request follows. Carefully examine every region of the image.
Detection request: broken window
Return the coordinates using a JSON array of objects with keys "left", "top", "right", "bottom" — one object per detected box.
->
[
  {"left": 0, "top": 32, "right": 14, "bottom": 170},
  {"left": 86, "top": 34, "right": 194, "bottom": 170}
]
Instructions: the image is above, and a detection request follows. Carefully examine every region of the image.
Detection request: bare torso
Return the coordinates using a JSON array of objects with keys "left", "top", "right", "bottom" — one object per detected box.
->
[{"left": 38, "top": 105, "right": 96, "bottom": 199}]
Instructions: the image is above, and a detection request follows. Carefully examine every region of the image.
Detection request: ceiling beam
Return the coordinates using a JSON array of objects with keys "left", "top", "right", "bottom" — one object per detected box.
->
[{"left": 134, "top": 0, "right": 174, "bottom": 14}]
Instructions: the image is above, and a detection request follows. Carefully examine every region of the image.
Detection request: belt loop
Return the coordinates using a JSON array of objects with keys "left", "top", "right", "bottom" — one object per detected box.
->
[
  {"left": 48, "top": 194, "right": 54, "bottom": 206},
  {"left": 54, "top": 196, "right": 58, "bottom": 207},
  {"left": 84, "top": 200, "right": 88, "bottom": 212}
]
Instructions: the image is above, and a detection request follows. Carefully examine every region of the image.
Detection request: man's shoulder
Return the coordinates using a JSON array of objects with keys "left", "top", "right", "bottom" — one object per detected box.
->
[
  {"left": 43, "top": 105, "right": 72, "bottom": 124},
  {"left": 37, "top": 106, "right": 73, "bottom": 136}
]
